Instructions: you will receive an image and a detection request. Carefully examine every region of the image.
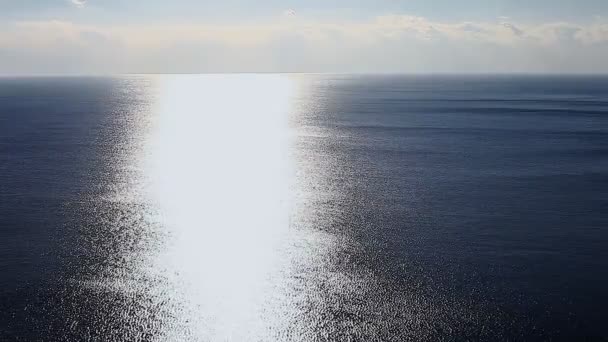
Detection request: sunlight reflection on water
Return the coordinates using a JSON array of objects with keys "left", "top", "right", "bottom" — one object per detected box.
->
[{"left": 112, "top": 75, "right": 319, "bottom": 340}]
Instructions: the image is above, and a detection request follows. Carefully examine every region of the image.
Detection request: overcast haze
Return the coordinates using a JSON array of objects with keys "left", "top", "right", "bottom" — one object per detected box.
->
[{"left": 1, "top": 0, "right": 608, "bottom": 74}]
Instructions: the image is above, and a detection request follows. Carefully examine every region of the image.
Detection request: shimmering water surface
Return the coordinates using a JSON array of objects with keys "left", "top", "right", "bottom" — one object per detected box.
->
[{"left": 1, "top": 75, "right": 608, "bottom": 341}]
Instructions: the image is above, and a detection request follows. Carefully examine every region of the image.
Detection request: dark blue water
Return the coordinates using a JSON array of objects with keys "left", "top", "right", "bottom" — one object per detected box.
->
[{"left": 1, "top": 75, "right": 607, "bottom": 341}]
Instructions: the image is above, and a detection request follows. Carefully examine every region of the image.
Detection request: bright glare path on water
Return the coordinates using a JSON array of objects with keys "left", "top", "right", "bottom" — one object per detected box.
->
[{"left": 137, "top": 75, "right": 304, "bottom": 340}]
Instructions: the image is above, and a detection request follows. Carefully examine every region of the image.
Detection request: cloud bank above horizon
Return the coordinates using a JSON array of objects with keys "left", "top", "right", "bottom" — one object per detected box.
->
[{"left": 1, "top": 2, "right": 607, "bottom": 74}]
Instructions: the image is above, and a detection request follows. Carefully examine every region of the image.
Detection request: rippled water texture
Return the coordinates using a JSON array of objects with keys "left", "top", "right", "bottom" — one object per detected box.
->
[{"left": 1, "top": 75, "right": 608, "bottom": 341}]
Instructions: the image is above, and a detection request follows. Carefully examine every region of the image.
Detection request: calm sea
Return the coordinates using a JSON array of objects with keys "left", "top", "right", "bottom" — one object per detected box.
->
[{"left": 1, "top": 75, "right": 607, "bottom": 341}]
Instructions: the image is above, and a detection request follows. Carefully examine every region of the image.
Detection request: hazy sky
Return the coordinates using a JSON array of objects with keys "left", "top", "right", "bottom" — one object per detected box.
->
[{"left": 1, "top": 0, "right": 607, "bottom": 73}]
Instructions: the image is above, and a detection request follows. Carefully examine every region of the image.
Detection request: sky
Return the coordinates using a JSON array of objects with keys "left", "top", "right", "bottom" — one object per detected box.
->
[{"left": 1, "top": 0, "right": 607, "bottom": 74}]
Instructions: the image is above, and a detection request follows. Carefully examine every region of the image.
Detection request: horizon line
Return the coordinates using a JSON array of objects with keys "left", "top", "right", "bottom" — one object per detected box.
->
[{"left": 2, "top": 71, "right": 608, "bottom": 78}]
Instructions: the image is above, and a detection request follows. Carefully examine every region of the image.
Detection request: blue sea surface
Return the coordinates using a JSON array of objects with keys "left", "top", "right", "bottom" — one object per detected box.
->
[{"left": 1, "top": 75, "right": 607, "bottom": 341}]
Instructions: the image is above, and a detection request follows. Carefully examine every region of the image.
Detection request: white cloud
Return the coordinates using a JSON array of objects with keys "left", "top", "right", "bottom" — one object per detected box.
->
[
  {"left": 70, "top": 0, "right": 86, "bottom": 8},
  {"left": 502, "top": 23, "right": 525, "bottom": 37},
  {"left": 1, "top": 15, "right": 607, "bottom": 74},
  {"left": 283, "top": 9, "right": 296, "bottom": 17}
]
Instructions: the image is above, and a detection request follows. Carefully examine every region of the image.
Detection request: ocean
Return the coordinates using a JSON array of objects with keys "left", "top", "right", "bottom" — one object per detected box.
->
[{"left": 1, "top": 75, "right": 607, "bottom": 341}]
